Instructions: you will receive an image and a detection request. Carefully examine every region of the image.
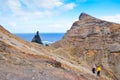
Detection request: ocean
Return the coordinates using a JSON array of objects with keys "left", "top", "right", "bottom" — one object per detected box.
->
[{"left": 14, "top": 33, "right": 65, "bottom": 44}]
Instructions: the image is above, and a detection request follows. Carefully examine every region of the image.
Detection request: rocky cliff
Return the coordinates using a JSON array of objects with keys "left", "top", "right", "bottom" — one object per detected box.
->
[
  {"left": 0, "top": 26, "right": 81, "bottom": 80},
  {"left": 51, "top": 13, "right": 120, "bottom": 80},
  {"left": 0, "top": 25, "right": 109, "bottom": 80}
]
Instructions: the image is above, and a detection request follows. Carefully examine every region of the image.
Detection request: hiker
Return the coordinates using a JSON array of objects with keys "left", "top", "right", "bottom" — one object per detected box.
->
[
  {"left": 96, "top": 66, "right": 101, "bottom": 76},
  {"left": 92, "top": 64, "right": 96, "bottom": 74}
]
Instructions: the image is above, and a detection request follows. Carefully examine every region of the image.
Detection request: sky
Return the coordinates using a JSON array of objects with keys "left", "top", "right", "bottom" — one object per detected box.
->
[{"left": 0, "top": 0, "right": 120, "bottom": 33}]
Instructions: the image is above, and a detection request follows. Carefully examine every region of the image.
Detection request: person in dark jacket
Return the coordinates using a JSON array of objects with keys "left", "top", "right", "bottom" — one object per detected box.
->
[{"left": 92, "top": 64, "right": 96, "bottom": 74}]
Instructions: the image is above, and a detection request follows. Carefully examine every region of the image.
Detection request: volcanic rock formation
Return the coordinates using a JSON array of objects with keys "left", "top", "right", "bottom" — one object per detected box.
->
[
  {"left": 51, "top": 13, "right": 120, "bottom": 80},
  {"left": 31, "top": 31, "right": 43, "bottom": 44}
]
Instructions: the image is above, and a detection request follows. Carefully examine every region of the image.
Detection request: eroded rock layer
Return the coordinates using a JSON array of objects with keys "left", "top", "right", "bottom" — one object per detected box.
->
[{"left": 52, "top": 13, "right": 120, "bottom": 80}]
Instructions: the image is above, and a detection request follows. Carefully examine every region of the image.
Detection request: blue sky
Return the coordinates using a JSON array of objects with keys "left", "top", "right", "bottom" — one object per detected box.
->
[{"left": 0, "top": 0, "right": 120, "bottom": 33}]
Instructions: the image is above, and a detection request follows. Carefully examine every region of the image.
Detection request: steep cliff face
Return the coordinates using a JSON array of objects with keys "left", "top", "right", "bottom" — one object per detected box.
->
[{"left": 52, "top": 13, "right": 120, "bottom": 80}]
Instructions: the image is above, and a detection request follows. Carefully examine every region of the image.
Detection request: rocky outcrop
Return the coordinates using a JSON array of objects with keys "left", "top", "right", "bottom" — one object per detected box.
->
[
  {"left": 52, "top": 13, "right": 120, "bottom": 80},
  {"left": 31, "top": 31, "right": 43, "bottom": 44},
  {"left": 0, "top": 25, "right": 105, "bottom": 80}
]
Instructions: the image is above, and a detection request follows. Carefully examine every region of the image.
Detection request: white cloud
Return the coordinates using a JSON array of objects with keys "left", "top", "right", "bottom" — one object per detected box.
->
[
  {"left": 62, "top": 3, "right": 76, "bottom": 10},
  {"left": 100, "top": 14, "right": 120, "bottom": 24},
  {"left": 0, "top": 0, "right": 76, "bottom": 33},
  {"left": 9, "top": 22, "right": 17, "bottom": 27},
  {"left": 34, "top": 0, "right": 63, "bottom": 9},
  {"left": 4, "top": 0, "right": 76, "bottom": 18},
  {"left": 20, "top": 0, "right": 63, "bottom": 9},
  {"left": 7, "top": 0, "right": 23, "bottom": 14}
]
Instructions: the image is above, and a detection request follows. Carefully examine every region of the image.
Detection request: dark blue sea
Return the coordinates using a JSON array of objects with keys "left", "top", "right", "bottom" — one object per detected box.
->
[{"left": 14, "top": 33, "right": 65, "bottom": 44}]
